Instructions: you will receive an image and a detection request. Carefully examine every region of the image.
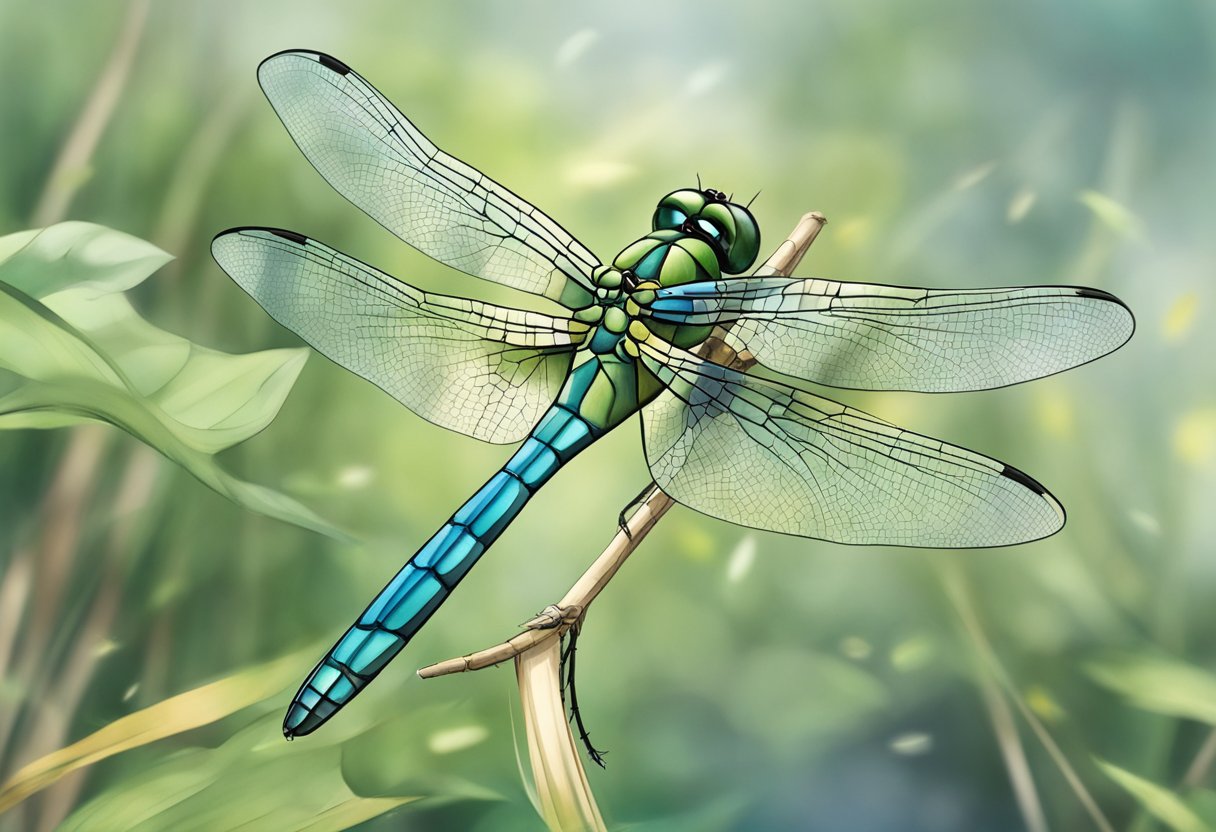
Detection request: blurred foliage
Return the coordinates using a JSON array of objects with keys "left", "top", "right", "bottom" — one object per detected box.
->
[
  {"left": 0, "top": 222, "right": 343, "bottom": 538},
  {"left": 0, "top": 0, "right": 1213, "bottom": 830}
]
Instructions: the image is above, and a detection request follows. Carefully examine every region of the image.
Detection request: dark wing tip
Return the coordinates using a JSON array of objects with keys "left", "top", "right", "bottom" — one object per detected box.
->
[
  {"left": 212, "top": 226, "right": 309, "bottom": 245},
  {"left": 316, "top": 53, "right": 352, "bottom": 75},
  {"left": 1074, "top": 286, "right": 1130, "bottom": 311},
  {"left": 1000, "top": 462, "right": 1048, "bottom": 496},
  {"left": 268, "top": 228, "right": 309, "bottom": 245},
  {"left": 1000, "top": 463, "right": 1068, "bottom": 540},
  {"left": 1074, "top": 286, "right": 1137, "bottom": 349},
  {"left": 257, "top": 49, "right": 352, "bottom": 77}
]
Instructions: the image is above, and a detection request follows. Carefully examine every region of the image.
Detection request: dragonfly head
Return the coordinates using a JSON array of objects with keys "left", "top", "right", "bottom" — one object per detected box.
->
[{"left": 652, "top": 187, "right": 761, "bottom": 275}]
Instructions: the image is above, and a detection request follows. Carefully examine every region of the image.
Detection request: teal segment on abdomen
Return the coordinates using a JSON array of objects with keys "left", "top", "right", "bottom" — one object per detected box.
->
[
  {"left": 361, "top": 562, "right": 432, "bottom": 623},
  {"left": 507, "top": 438, "right": 560, "bottom": 487},
  {"left": 381, "top": 571, "right": 446, "bottom": 632},
  {"left": 414, "top": 524, "right": 483, "bottom": 578},
  {"left": 349, "top": 629, "right": 403, "bottom": 675},
  {"left": 552, "top": 416, "right": 591, "bottom": 453},
  {"left": 453, "top": 472, "right": 528, "bottom": 538}
]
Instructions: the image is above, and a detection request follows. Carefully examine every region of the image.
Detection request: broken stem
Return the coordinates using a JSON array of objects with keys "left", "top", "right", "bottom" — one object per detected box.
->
[{"left": 419, "top": 211, "right": 827, "bottom": 832}]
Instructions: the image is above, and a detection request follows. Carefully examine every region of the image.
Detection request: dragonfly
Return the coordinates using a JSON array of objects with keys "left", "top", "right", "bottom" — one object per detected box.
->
[{"left": 211, "top": 50, "right": 1134, "bottom": 739}]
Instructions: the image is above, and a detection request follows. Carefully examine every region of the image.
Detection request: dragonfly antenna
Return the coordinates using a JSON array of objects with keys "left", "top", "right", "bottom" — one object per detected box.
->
[
  {"left": 696, "top": 172, "right": 702, "bottom": 190},
  {"left": 746, "top": 189, "right": 762, "bottom": 209}
]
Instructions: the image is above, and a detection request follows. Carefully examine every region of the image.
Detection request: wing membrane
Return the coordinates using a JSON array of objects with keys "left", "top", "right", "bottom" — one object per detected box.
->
[
  {"left": 256, "top": 50, "right": 598, "bottom": 305},
  {"left": 638, "top": 337, "right": 1064, "bottom": 547},
  {"left": 212, "top": 228, "right": 588, "bottom": 444},
  {"left": 644, "top": 277, "right": 1133, "bottom": 391}
]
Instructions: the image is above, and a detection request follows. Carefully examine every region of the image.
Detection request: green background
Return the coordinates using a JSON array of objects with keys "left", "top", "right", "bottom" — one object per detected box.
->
[{"left": 1, "top": 0, "right": 1213, "bottom": 829}]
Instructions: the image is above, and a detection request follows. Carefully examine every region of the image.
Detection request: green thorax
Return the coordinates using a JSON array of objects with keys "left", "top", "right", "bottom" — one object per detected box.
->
[
  {"left": 573, "top": 229, "right": 720, "bottom": 361},
  {"left": 613, "top": 229, "right": 722, "bottom": 287}
]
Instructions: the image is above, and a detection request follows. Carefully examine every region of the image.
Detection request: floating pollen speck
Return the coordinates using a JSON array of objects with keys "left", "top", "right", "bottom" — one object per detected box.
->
[
  {"left": 563, "top": 159, "right": 637, "bottom": 189},
  {"left": 840, "top": 636, "right": 873, "bottom": 661},
  {"left": 1129, "top": 510, "right": 1160, "bottom": 535},
  {"left": 427, "top": 724, "right": 489, "bottom": 755},
  {"left": 890, "top": 732, "right": 934, "bottom": 756},
  {"left": 1034, "top": 389, "right": 1075, "bottom": 440},
  {"left": 953, "top": 161, "right": 996, "bottom": 191},
  {"left": 555, "top": 29, "right": 599, "bottom": 68},
  {"left": 1007, "top": 188, "right": 1037, "bottom": 223},
  {"left": 1173, "top": 408, "right": 1216, "bottom": 468},
  {"left": 1163, "top": 292, "right": 1197, "bottom": 344},
  {"left": 336, "top": 465, "right": 374, "bottom": 489},
  {"left": 726, "top": 535, "right": 757, "bottom": 583},
  {"left": 1078, "top": 190, "right": 1144, "bottom": 240},
  {"left": 686, "top": 62, "right": 729, "bottom": 97},
  {"left": 92, "top": 639, "right": 121, "bottom": 659}
]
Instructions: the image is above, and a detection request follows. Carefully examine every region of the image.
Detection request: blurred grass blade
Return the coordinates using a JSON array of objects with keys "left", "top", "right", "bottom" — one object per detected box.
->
[
  {"left": 0, "top": 648, "right": 311, "bottom": 814},
  {"left": 1087, "top": 652, "right": 1216, "bottom": 725},
  {"left": 55, "top": 718, "right": 416, "bottom": 831},
  {"left": 1095, "top": 759, "right": 1211, "bottom": 832},
  {"left": 296, "top": 798, "right": 419, "bottom": 831}
]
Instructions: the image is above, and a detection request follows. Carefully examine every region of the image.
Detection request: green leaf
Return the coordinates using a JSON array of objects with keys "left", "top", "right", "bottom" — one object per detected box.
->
[
  {"left": 1095, "top": 759, "right": 1211, "bottom": 832},
  {"left": 1086, "top": 651, "right": 1216, "bottom": 725},
  {"left": 0, "top": 222, "right": 171, "bottom": 300},
  {"left": 32, "top": 286, "right": 309, "bottom": 453},
  {"left": 0, "top": 223, "right": 344, "bottom": 538}
]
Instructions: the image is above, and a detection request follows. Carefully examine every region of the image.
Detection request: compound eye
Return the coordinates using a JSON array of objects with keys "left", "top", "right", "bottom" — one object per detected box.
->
[
  {"left": 697, "top": 218, "right": 722, "bottom": 239},
  {"left": 656, "top": 206, "right": 688, "bottom": 229}
]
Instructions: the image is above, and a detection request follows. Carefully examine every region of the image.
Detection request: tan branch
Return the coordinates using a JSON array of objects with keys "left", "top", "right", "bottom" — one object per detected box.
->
[{"left": 417, "top": 212, "right": 826, "bottom": 832}]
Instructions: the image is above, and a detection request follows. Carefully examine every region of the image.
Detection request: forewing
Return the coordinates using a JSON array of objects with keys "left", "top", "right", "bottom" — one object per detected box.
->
[
  {"left": 212, "top": 228, "right": 587, "bottom": 444},
  {"left": 644, "top": 277, "right": 1133, "bottom": 391},
  {"left": 638, "top": 338, "right": 1064, "bottom": 547},
  {"left": 256, "top": 50, "right": 598, "bottom": 305}
]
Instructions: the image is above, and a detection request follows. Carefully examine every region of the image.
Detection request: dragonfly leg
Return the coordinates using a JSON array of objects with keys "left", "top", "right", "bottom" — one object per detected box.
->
[
  {"left": 617, "top": 483, "right": 656, "bottom": 540},
  {"left": 560, "top": 623, "right": 607, "bottom": 768}
]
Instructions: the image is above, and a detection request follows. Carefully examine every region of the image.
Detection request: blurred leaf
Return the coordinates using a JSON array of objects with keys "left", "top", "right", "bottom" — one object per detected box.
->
[
  {"left": 1095, "top": 759, "right": 1211, "bottom": 832},
  {"left": 0, "top": 648, "right": 312, "bottom": 814},
  {"left": 0, "top": 379, "right": 346, "bottom": 538},
  {"left": 0, "top": 221, "right": 170, "bottom": 299},
  {"left": 1087, "top": 651, "right": 1216, "bottom": 725},
  {"left": 0, "top": 224, "right": 345, "bottom": 537},
  {"left": 55, "top": 719, "right": 417, "bottom": 832}
]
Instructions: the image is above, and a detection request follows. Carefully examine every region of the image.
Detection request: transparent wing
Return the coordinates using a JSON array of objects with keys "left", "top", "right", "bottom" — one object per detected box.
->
[
  {"left": 637, "top": 337, "right": 1065, "bottom": 547},
  {"left": 643, "top": 277, "right": 1134, "bottom": 391},
  {"left": 256, "top": 49, "right": 598, "bottom": 306},
  {"left": 212, "top": 228, "right": 588, "bottom": 444}
]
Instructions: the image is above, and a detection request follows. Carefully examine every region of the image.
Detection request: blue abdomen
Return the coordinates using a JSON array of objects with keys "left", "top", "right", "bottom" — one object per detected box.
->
[{"left": 284, "top": 403, "right": 599, "bottom": 738}]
